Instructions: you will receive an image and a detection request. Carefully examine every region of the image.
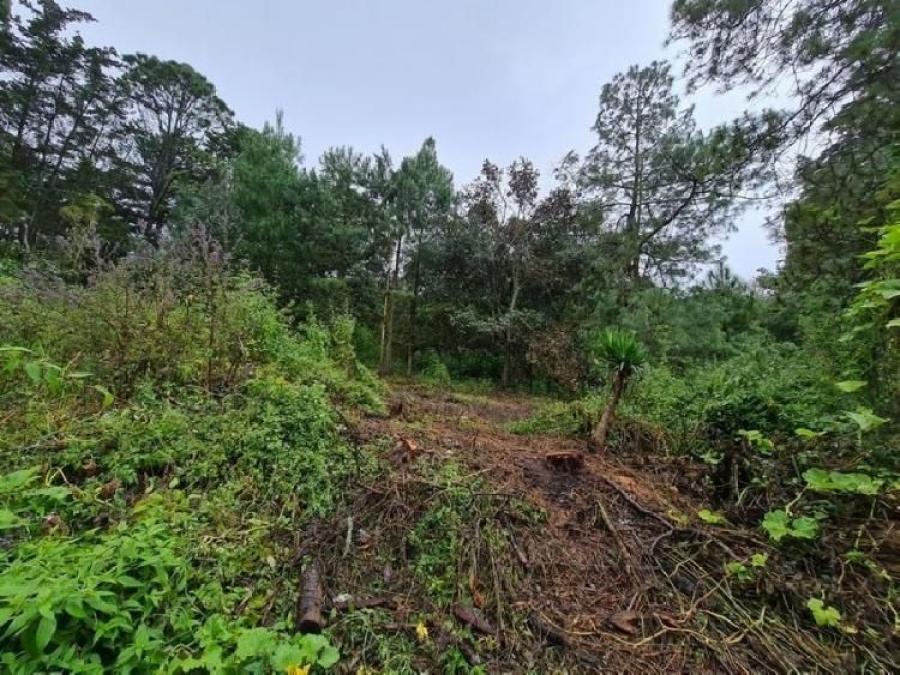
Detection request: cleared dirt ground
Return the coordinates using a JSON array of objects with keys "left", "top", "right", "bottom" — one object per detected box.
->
[{"left": 299, "top": 384, "right": 883, "bottom": 673}]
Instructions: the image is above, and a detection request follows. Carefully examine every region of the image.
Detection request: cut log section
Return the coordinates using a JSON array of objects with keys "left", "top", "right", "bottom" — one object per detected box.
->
[{"left": 296, "top": 563, "right": 325, "bottom": 633}]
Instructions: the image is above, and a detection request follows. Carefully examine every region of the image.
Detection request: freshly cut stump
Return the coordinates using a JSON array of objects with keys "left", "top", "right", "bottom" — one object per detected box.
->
[{"left": 544, "top": 450, "right": 584, "bottom": 473}]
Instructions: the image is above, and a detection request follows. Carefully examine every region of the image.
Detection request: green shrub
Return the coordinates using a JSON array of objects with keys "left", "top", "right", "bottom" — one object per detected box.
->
[
  {"left": 420, "top": 350, "right": 452, "bottom": 386},
  {"left": 510, "top": 339, "right": 841, "bottom": 453},
  {"left": 622, "top": 340, "right": 841, "bottom": 453},
  {"left": 0, "top": 236, "right": 383, "bottom": 672},
  {"left": 508, "top": 395, "right": 603, "bottom": 435},
  {"left": 0, "top": 495, "right": 339, "bottom": 673}
]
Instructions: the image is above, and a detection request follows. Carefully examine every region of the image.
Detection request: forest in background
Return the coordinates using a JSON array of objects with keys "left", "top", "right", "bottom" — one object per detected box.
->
[
  {"left": 0, "top": 0, "right": 896, "bottom": 393},
  {"left": 0, "top": 0, "right": 898, "bottom": 672}
]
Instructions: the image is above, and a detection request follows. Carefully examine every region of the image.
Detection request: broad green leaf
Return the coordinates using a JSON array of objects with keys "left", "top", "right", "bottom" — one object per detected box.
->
[
  {"left": 271, "top": 643, "right": 306, "bottom": 670},
  {"left": 93, "top": 384, "right": 114, "bottom": 408},
  {"left": 30, "top": 486, "right": 71, "bottom": 501},
  {"left": 750, "top": 553, "right": 768, "bottom": 567},
  {"left": 802, "top": 468, "right": 831, "bottom": 490},
  {"left": 795, "top": 427, "right": 826, "bottom": 439},
  {"left": 845, "top": 407, "right": 888, "bottom": 433},
  {"left": 0, "top": 508, "right": 24, "bottom": 530},
  {"left": 807, "top": 598, "right": 841, "bottom": 627},
  {"left": 44, "top": 367, "right": 63, "bottom": 395},
  {"left": 300, "top": 634, "right": 330, "bottom": 655},
  {"left": 317, "top": 644, "right": 339, "bottom": 668},
  {"left": 803, "top": 469, "right": 883, "bottom": 495},
  {"left": 2, "top": 352, "right": 22, "bottom": 376},
  {"left": 762, "top": 510, "right": 817, "bottom": 542},
  {"left": 0, "top": 347, "right": 32, "bottom": 376},
  {"left": 23, "top": 360, "right": 42, "bottom": 384},
  {"left": 737, "top": 429, "right": 774, "bottom": 454},
  {"left": 35, "top": 612, "right": 56, "bottom": 652},
  {"left": 84, "top": 594, "right": 116, "bottom": 616},
  {"left": 134, "top": 624, "right": 150, "bottom": 650},
  {"left": 887, "top": 318, "right": 900, "bottom": 328},
  {"left": 761, "top": 510, "right": 790, "bottom": 542},
  {"left": 235, "top": 627, "right": 276, "bottom": 660},
  {"left": 835, "top": 380, "right": 866, "bottom": 393},
  {"left": 64, "top": 599, "right": 87, "bottom": 619},
  {"left": 725, "top": 561, "right": 748, "bottom": 577},
  {"left": 791, "top": 517, "right": 818, "bottom": 540},
  {"left": 0, "top": 467, "right": 39, "bottom": 494}
]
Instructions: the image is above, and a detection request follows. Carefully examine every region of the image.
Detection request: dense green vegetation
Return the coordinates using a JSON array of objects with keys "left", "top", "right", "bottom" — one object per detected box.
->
[
  {"left": 0, "top": 0, "right": 897, "bottom": 672},
  {"left": 0, "top": 237, "right": 381, "bottom": 671}
]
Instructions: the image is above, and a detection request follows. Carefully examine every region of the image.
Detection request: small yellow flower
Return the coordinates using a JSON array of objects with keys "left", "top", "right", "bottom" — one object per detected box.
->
[
  {"left": 286, "top": 665, "right": 310, "bottom": 675},
  {"left": 415, "top": 620, "right": 429, "bottom": 642}
]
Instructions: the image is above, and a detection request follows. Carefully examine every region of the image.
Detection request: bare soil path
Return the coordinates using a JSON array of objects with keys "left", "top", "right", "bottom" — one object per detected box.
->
[{"left": 310, "top": 384, "right": 855, "bottom": 673}]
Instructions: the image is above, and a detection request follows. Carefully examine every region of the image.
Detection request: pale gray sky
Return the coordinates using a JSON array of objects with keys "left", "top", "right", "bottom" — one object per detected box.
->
[{"left": 73, "top": 0, "right": 781, "bottom": 278}]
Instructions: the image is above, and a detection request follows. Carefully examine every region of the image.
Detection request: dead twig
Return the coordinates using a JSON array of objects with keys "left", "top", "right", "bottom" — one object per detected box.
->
[{"left": 595, "top": 495, "right": 641, "bottom": 586}]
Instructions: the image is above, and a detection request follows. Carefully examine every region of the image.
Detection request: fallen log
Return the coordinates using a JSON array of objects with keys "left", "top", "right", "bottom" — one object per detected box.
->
[{"left": 296, "top": 563, "right": 325, "bottom": 633}]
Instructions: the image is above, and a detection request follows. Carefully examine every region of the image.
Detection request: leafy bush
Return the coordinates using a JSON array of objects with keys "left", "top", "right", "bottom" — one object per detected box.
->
[
  {"left": 0, "top": 495, "right": 339, "bottom": 673},
  {"left": 0, "top": 235, "right": 381, "bottom": 672},
  {"left": 624, "top": 340, "right": 841, "bottom": 452},
  {"left": 420, "top": 350, "right": 452, "bottom": 386},
  {"left": 508, "top": 395, "right": 602, "bottom": 435}
]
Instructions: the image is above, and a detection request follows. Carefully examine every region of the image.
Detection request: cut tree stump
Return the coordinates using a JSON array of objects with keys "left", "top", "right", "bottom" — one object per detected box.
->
[
  {"left": 391, "top": 437, "right": 422, "bottom": 464},
  {"left": 544, "top": 451, "right": 584, "bottom": 473}
]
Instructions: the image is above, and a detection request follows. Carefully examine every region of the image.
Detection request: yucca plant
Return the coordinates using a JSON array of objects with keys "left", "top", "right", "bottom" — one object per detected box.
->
[{"left": 588, "top": 329, "right": 647, "bottom": 452}]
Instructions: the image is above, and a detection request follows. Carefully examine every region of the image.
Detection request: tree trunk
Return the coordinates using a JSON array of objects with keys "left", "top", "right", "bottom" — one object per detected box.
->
[
  {"left": 380, "top": 234, "right": 403, "bottom": 375},
  {"left": 406, "top": 244, "right": 421, "bottom": 376},
  {"left": 378, "top": 273, "right": 390, "bottom": 370},
  {"left": 501, "top": 267, "right": 521, "bottom": 388},
  {"left": 624, "top": 96, "right": 644, "bottom": 290},
  {"left": 590, "top": 370, "right": 625, "bottom": 452}
]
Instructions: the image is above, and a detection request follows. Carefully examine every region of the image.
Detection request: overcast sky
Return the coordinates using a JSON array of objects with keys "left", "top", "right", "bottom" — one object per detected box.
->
[{"left": 72, "top": 0, "right": 781, "bottom": 278}]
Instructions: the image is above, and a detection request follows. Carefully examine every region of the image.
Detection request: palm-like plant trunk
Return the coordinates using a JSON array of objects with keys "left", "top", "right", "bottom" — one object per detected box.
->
[{"left": 590, "top": 369, "right": 625, "bottom": 452}]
